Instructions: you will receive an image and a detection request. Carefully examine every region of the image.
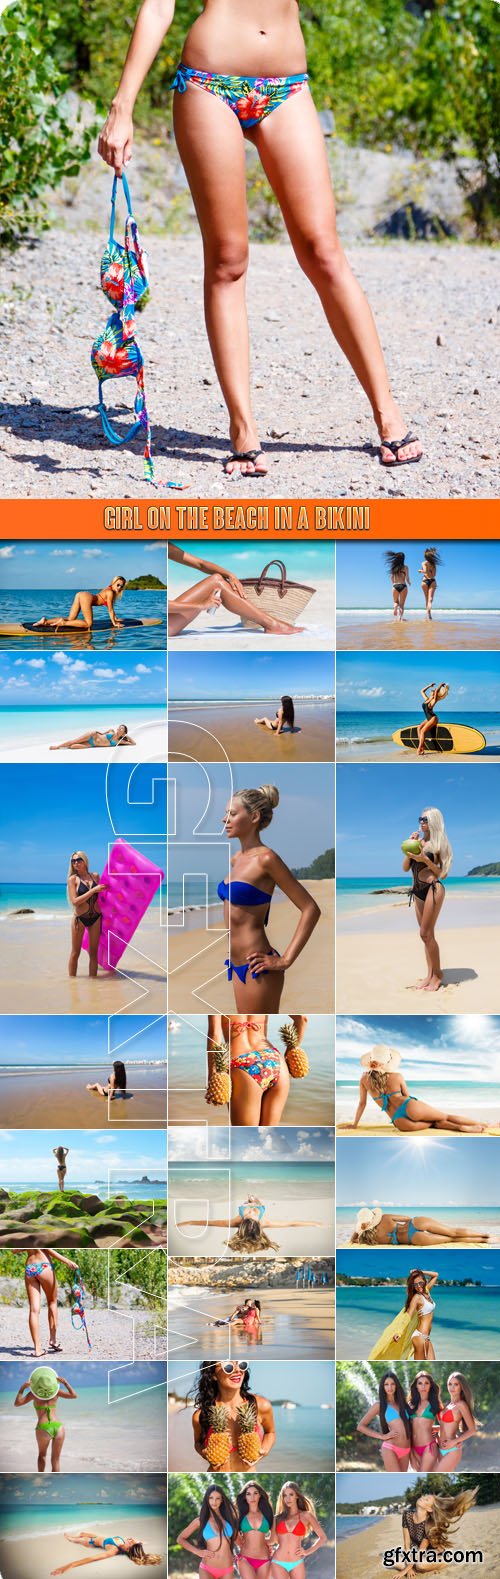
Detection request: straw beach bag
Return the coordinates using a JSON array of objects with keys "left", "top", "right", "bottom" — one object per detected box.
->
[{"left": 239, "top": 559, "right": 316, "bottom": 628}]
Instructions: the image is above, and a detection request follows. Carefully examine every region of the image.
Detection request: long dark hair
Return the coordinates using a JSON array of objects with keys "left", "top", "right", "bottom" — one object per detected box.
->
[
  {"left": 281, "top": 695, "right": 295, "bottom": 727},
  {"left": 236, "top": 1483, "right": 274, "bottom": 1532},
  {"left": 405, "top": 1269, "right": 428, "bottom": 1312},
  {"left": 379, "top": 1370, "right": 411, "bottom": 1437},
  {"left": 198, "top": 1486, "right": 238, "bottom": 1550},
  {"left": 384, "top": 550, "right": 405, "bottom": 575},
  {"left": 55, "top": 1146, "right": 67, "bottom": 1164},
  {"left": 193, "top": 1361, "right": 257, "bottom": 1441},
  {"left": 423, "top": 546, "right": 442, "bottom": 570},
  {"left": 112, "top": 1060, "right": 127, "bottom": 1090},
  {"left": 407, "top": 1371, "right": 442, "bottom": 1418}
]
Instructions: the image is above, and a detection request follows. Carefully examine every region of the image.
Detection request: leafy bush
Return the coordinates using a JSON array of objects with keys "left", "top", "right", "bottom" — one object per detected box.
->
[{"left": 0, "top": 0, "right": 95, "bottom": 244}]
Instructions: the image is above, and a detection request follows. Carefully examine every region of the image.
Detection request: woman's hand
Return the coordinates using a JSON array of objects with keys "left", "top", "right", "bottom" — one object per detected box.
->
[
  {"left": 220, "top": 569, "right": 245, "bottom": 596},
  {"left": 246, "top": 951, "right": 287, "bottom": 977},
  {"left": 98, "top": 103, "right": 134, "bottom": 175}
]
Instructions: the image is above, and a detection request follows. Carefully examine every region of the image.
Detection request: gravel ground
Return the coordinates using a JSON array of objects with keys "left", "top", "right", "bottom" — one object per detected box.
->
[
  {"left": 0, "top": 160, "right": 498, "bottom": 499},
  {"left": 0, "top": 1302, "right": 167, "bottom": 1360}
]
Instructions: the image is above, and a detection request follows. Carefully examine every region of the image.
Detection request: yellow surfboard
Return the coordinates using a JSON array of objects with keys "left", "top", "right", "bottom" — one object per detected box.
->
[{"left": 393, "top": 723, "right": 486, "bottom": 754}]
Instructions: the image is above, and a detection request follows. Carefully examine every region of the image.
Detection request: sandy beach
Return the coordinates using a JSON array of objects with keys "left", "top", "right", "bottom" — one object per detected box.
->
[
  {"left": 168, "top": 1195, "right": 334, "bottom": 1260},
  {"left": 336, "top": 922, "right": 500, "bottom": 1014},
  {"left": 337, "top": 1121, "right": 500, "bottom": 1136},
  {"left": 0, "top": 914, "right": 166, "bottom": 1014},
  {"left": 0, "top": 1065, "right": 167, "bottom": 1128},
  {"left": 337, "top": 1505, "right": 500, "bottom": 1579},
  {"left": 336, "top": 614, "right": 500, "bottom": 651},
  {"left": 168, "top": 1286, "right": 334, "bottom": 1359},
  {"left": 0, "top": 1303, "right": 167, "bottom": 1362},
  {"left": 169, "top": 580, "right": 334, "bottom": 652},
  {"left": 168, "top": 881, "right": 334, "bottom": 1012},
  {"left": 0, "top": 717, "right": 167, "bottom": 764},
  {"left": 170, "top": 699, "right": 334, "bottom": 762},
  {"left": 0, "top": 1517, "right": 168, "bottom": 1579},
  {"left": 337, "top": 739, "right": 500, "bottom": 763}
]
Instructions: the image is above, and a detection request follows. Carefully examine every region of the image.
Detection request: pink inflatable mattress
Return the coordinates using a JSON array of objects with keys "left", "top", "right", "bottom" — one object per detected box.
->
[{"left": 83, "top": 837, "right": 164, "bottom": 971}]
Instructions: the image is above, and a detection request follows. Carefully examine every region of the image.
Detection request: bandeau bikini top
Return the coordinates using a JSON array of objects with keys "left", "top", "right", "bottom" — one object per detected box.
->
[
  {"left": 203, "top": 1519, "right": 233, "bottom": 1541},
  {"left": 276, "top": 1519, "right": 307, "bottom": 1536},
  {"left": 217, "top": 878, "right": 273, "bottom": 924},
  {"left": 240, "top": 1516, "right": 271, "bottom": 1533}
]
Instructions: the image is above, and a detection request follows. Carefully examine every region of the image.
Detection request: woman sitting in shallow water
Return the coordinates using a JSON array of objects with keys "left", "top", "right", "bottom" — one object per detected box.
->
[
  {"left": 254, "top": 696, "right": 296, "bottom": 734},
  {"left": 86, "top": 1060, "right": 128, "bottom": 1101}
]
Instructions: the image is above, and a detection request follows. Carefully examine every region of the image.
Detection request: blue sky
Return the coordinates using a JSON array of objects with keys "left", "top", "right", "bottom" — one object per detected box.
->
[
  {"left": 337, "top": 1472, "right": 423, "bottom": 1503},
  {"left": 168, "top": 1126, "right": 335, "bottom": 1163},
  {"left": 336, "top": 1135, "right": 500, "bottom": 1207},
  {"left": 336, "top": 764, "right": 500, "bottom": 875},
  {"left": 167, "top": 541, "right": 334, "bottom": 595},
  {"left": 169, "top": 649, "right": 334, "bottom": 702},
  {"left": 0, "top": 542, "right": 167, "bottom": 590},
  {"left": 0, "top": 1015, "right": 166, "bottom": 1067},
  {"left": 0, "top": 764, "right": 166, "bottom": 881},
  {"left": 0, "top": 651, "right": 166, "bottom": 706},
  {"left": 337, "top": 652, "right": 500, "bottom": 712},
  {"left": 169, "top": 761, "right": 334, "bottom": 880},
  {"left": 336, "top": 1014, "right": 500, "bottom": 1083},
  {"left": 0, "top": 1473, "right": 166, "bottom": 1507},
  {"left": 167, "top": 1358, "right": 334, "bottom": 1407},
  {"left": 0, "top": 1362, "right": 164, "bottom": 1393},
  {"left": 337, "top": 1248, "right": 500, "bottom": 1284},
  {"left": 336, "top": 541, "right": 500, "bottom": 610},
  {"left": 0, "top": 1129, "right": 167, "bottom": 1183}
]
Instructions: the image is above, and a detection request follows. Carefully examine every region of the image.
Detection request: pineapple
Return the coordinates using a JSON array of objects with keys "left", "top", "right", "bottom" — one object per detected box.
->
[
  {"left": 280, "top": 1021, "right": 310, "bottom": 1079},
  {"left": 206, "top": 1041, "right": 231, "bottom": 1106},
  {"left": 236, "top": 1401, "right": 261, "bottom": 1464},
  {"left": 205, "top": 1403, "right": 232, "bottom": 1467}
]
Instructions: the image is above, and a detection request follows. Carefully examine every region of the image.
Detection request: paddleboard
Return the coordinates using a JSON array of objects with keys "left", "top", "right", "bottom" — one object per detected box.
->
[
  {"left": 0, "top": 617, "right": 163, "bottom": 637},
  {"left": 393, "top": 723, "right": 486, "bottom": 754}
]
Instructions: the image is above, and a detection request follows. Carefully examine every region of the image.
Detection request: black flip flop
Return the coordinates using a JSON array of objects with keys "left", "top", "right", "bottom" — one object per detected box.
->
[
  {"left": 223, "top": 449, "right": 266, "bottom": 475},
  {"left": 379, "top": 431, "right": 423, "bottom": 466}
]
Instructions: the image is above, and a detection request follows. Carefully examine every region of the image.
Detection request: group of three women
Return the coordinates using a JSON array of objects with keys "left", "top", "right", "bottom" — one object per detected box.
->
[
  {"left": 178, "top": 1481, "right": 326, "bottom": 1579},
  {"left": 359, "top": 1368, "right": 477, "bottom": 1474}
]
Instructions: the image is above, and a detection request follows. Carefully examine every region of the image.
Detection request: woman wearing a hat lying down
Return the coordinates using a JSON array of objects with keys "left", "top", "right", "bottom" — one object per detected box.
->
[
  {"left": 350, "top": 1208, "right": 489, "bottom": 1247},
  {"left": 346, "top": 1044, "right": 487, "bottom": 1134}
]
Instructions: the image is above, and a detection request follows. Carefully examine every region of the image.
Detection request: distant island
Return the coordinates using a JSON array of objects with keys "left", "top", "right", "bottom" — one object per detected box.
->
[
  {"left": 468, "top": 863, "right": 500, "bottom": 876},
  {"left": 338, "top": 1274, "right": 483, "bottom": 1287},
  {"left": 293, "top": 847, "right": 335, "bottom": 880},
  {"left": 125, "top": 575, "right": 167, "bottom": 590}
]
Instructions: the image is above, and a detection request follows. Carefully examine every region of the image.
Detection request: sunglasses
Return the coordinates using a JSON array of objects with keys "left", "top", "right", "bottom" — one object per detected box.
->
[
  {"left": 221, "top": 1361, "right": 248, "bottom": 1374},
  {"left": 72, "top": 856, "right": 85, "bottom": 863},
  {"left": 419, "top": 816, "right": 429, "bottom": 823}
]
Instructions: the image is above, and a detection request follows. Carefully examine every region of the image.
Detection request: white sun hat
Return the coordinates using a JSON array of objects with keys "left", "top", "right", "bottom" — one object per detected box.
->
[
  {"left": 360, "top": 1043, "right": 401, "bottom": 1071},
  {"left": 355, "top": 1206, "right": 383, "bottom": 1231}
]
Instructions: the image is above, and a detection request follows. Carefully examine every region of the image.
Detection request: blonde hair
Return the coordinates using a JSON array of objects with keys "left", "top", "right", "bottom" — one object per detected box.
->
[
  {"left": 421, "top": 807, "right": 453, "bottom": 878},
  {"left": 67, "top": 851, "right": 91, "bottom": 899},
  {"left": 436, "top": 684, "right": 449, "bottom": 700},
  {"left": 234, "top": 784, "right": 279, "bottom": 830},
  {"left": 424, "top": 1487, "right": 478, "bottom": 1549},
  {"left": 111, "top": 576, "right": 126, "bottom": 596},
  {"left": 276, "top": 1483, "right": 316, "bottom": 1524}
]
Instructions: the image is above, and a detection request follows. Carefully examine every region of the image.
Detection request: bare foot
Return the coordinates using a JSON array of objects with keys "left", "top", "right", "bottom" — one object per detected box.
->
[
  {"left": 424, "top": 975, "right": 443, "bottom": 992},
  {"left": 414, "top": 974, "right": 432, "bottom": 990}
]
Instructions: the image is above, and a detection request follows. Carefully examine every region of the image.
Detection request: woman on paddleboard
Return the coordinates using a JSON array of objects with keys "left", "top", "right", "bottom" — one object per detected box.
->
[{"left": 32, "top": 577, "right": 127, "bottom": 632}]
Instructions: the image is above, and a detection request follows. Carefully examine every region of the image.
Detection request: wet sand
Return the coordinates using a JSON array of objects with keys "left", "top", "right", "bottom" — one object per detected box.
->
[
  {"left": 170, "top": 700, "right": 335, "bottom": 762},
  {"left": 336, "top": 614, "right": 500, "bottom": 651},
  {"left": 0, "top": 1302, "right": 167, "bottom": 1361},
  {"left": 168, "top": 881, "right": 334, "bottom": 1013},
  {"left": 0, "top": 1518, "right": 168, "bottom": 1579},
  {"left": 337, "top": 1505, "right": 500, "bottom": 1579},
  {"left": 168, "top": 1287, "right": 334, "bottom": 1359},
  {"left": 337, "top": 740, "right": 500, "bottom": 763},
  {"left": 337, "top": 923, "right": 500, "bottom": 1014},
  {"left": 0, "top": 915, "right": 166, "bottom": 1014},
  {"left": 0, "top": 1066, "right": 167, "bottom": 1127}
]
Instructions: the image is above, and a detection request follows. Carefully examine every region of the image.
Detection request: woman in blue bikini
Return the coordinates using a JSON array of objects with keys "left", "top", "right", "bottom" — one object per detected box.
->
[
  {"left": 218, "top": 785, "right": 320, "bottom": 1010},
  {"left": 98, "top": 2, "right": 422, "bottom": 475},
  {"left": 350, "top": 1044, "right": 487, "bottom": 1134},
  {"left": 178, "top": 1484, "right": 238, "bottom": 1579},
  {"left": 51, "top": 724, "right": 135, "bottom": 750},
  {"left": 270, "top": 1481, "right": 327, "bottom": 1576},
  {"left": 351, "top": 1207, "right": 489, "bottom": 1247},
  {"left": 51, "top": 1532, "right": 162, "bottom": 1570}
]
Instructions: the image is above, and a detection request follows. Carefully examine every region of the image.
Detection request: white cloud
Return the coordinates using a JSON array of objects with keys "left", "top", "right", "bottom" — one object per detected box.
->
[
  {"left": 0, "top": 546, "right": 14, "bottom": 559},
  {"left": 52, "top": 653, "right": 88, "bottom": 673},
  {"left": 0, "top": 1131, "right": 13, "bottom": 1141},
  {"left": 359, "top": 686, "right": 384, "bottom": 698},
  {"left": 93, "top": 666, "right": 125, "bottom": 679},
  {"left": 118, "top": 676, "right": 140, "bottom": 684},
  {"left": 52, "top": 549, "right": 75, "bottom": 557},
  {"left": 24, "top": 549, "right": 36, "bottom": 556},
  {"left": 135, "top": 664, "right": 150, "bottom": 675},
  {"left": 83, "top": 549, "right": 103, "bottom": 557},
  {"left": 25, "top": 658, "right": 45, "bottom": 669}
]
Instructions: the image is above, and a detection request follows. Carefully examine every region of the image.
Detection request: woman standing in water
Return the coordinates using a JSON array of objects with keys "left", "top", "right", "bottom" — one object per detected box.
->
[
  {"left": 219, "top": 786, "right": 320, "bottom": 1010},
  {"left": 385, "top": 551, "right": 411, "bottom": 621},
  {"left": 53, "top": 1146, "right": 70, "bottom": 1192},
  {"left": 98, "top": 2, "right": 422, "bottom": 474},
  {"left": 67, "top": 852, "right": 107, "bottom": 979},
  {"left": 403, "top": 807, "right": 452, "bottom": 992},
  {"left": 420, "top": 548, "right": 441, "bottom": 619}
]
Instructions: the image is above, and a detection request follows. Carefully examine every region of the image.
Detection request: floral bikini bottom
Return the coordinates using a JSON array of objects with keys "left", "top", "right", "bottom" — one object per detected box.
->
[
  {"left": 231, "top": 1044, "right": 282, "bottom": 1092},
  {"left": 172, "top": 64, "right": 309, "bottom": 128}
]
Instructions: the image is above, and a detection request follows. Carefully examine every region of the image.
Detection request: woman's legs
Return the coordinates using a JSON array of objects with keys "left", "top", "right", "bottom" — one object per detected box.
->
[
  {"left": 173, "top": 88, "right": 266, "bottom": 476},
  {"left": 86, "top": 918, "right": 102, "bottom": 979},
  {"left": 412, "top": 1216, "right": 489, "bottom": 1240},
  {"left": 168, "top": 574, "right": 300, "bottom": 636},
  {"left": 254, "top": 717, "right": 276, "bottom": 729},
  {"left": 414, "top": 885, "right": 446, "bottom": 991},
  {"left": 33, "top": 593, "right": 95, "bottom": 630},
  {"left": 230, "top": 1069, "right": 265, "bottom": 1126},
  {"left": 231, "top": 969, "right": 285, "bottom": 1013},
  {"left": 69, "top": 919, "right": 84, "bottom": 977},
  {"left": 394, "top": 1098, "right": 485, "bottom": 1133},
  {"left": 51, "top": 1426, "right": 65, "bottom": 1471},
  {"left": 422, "top": 579, "right": 437, "bottom": 617},
  {"left": 417, "top": 716, "right": 438, "bottom": 755},
  {"left": 25, "top": 1277, "right": 43, "bottom": 1354},
  {"left": 255, "top": 92, "right": 422, "bottom": 459},
  {"left": 86, "top": 1082, "right": 108, "bottom": 1096},
  {"left": 260, "top": 1061, "right": 291, "bottom": 1125},
  {"left": 381, "top": 1446, "right": 411, "bottom": 1472}
]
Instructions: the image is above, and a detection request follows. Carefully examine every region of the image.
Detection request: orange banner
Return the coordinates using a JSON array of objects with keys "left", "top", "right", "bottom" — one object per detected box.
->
[{"left": 2, "top": 498, "right": 499, "bottom": 539}]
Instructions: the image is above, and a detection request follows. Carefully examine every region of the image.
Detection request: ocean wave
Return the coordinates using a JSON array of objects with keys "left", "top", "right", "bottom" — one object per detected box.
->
[{"left": 336, "top": 734, "right": 387, "bottom": 746}]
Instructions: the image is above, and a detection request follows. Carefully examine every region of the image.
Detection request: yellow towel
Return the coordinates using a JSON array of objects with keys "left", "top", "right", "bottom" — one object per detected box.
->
[{"left": 368, "top": 1304, "right": 421, "bottom": 1361}]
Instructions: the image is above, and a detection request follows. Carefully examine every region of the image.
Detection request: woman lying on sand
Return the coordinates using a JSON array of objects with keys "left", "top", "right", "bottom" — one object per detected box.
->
[
  {"left": 368, "top": 1269, "right": 439, "bottom": 1363},
  {"left": 403, "top": 807, "right": 452, "bottom": 993},
  {"left": 33, "top": 577, "right": 127, "bottom": 631},
  {"left": 50, "top": 724, "right": 135, "bottom": 750},
  {"left": 219, "top": 785, "right": 320, "bottom": 1010},
  {"left": 53, "top": 1146, "right": 69, "bottom": 1192},
  {"left": 14, "top": 1370, "right": 77, "bottom": 1473},
  {"left": 52, "top": 1531, "right": 162, "bottom": 1571},
  {"left": 192, "top": 1359, "right": 276, "bottom": 1472},
  {"left": 396, "top": 1486, "right": 478, "bottom": 1574},
  {"left": 12, "top": 1247, "right": 79, "bottom": 1357},
  {"left": 254, "top": 696, "right": 296, "bottom": 734},
  {"left": 67, "top": 851, "right": 107, "bottom": 979},
  {"left": 350, "top": 1207, "right": 489, "bottom": 1247},
  {"left": 178, "top": 1195, "right": 322, "bottom": 1255},
  {"left": 86, "top": 1060, "right": 128, "bottom": 1102},
  {"left": 348, "top": 1043, "right": 487, "bottom": 1133},
  {"left": 168, "top": 544, "right": 303, "bottom": 637},
  {"left": 207, "top": 1013, "right": 308, "bottom": 1125}
]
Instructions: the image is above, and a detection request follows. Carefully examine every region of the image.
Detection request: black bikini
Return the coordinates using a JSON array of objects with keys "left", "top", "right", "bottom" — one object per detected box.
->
[
  {"left": 74, "top": 875, "right": 101, "bottom": 928},
  {"left": 409, "top": 848, "right": 442, "bottom": 906}
]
